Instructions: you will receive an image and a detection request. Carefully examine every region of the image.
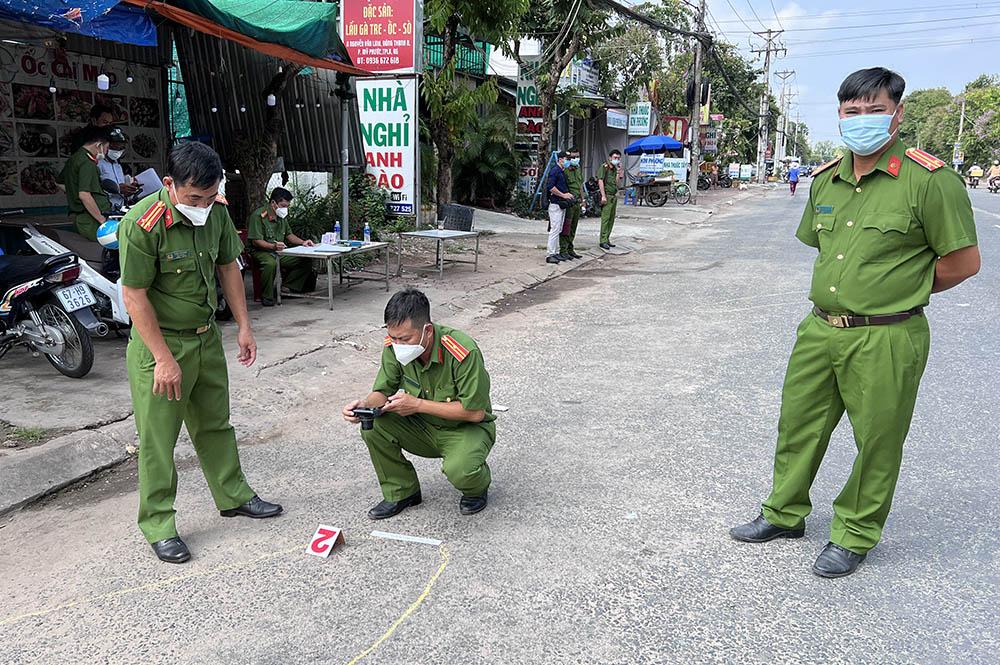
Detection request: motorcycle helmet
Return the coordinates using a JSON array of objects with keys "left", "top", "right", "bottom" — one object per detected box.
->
[{"left": 97, "top": 219, "right": 120, "bottom": 250}]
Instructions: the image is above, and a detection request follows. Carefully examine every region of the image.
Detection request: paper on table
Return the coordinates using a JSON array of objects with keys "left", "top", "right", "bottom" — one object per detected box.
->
[
  {"left": 134, "top": 168, "right": 162, "bottom": 199},
  {"left": 281, "top": 244, "right": 352, "bottom": 256}
]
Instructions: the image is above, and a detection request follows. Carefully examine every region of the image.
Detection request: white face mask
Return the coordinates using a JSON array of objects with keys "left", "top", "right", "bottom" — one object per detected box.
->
[
  {"left": 392, "top": 325, "right": 429, "bottom": 366},
  {"left": 275, "top": 206, "right": 289, "bottom": 219},
  {"left": 171, "top": 185, "right": 213, "bottom": 227},
  {"left": 107, "top": 149, "right": 124, "bottom": 162}
]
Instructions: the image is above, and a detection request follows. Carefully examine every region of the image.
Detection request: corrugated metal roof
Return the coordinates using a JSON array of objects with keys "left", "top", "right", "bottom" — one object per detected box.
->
[{"left": 172, "top": 27, "right": 364, "bottom": 173}]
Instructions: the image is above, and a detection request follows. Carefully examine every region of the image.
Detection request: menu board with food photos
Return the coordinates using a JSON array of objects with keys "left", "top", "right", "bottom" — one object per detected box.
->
[{"left": 0, "top": 43, "right": 166, "bottom": 210}]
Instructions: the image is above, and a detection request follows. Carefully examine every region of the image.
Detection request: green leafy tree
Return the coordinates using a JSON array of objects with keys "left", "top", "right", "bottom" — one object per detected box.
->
[
  {"left": 809, "top": 140, "right": 842, "bottom": 163},
  {"left": 423, "top": 0, "right": 529, "bottom": 213},
  {"left": 516, "top": 0, "right": 617, "bottom": 172},
  {"left": 901, "top": 76, "right": 1000, "bottom": 167},
  {"left": 453, "top": 106, "right": 519, "bottom": 206},
  {"left": 899, "top": 88, "right": 952, "bottom": 151}
]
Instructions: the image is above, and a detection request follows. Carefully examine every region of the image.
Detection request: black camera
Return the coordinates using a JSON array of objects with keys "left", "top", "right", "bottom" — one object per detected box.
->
[{"left": 352, "top": 407, "right": 383, "bottom": 430}]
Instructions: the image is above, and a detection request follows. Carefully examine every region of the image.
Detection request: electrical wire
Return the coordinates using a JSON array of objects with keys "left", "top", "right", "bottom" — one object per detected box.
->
[
  {"left": 790, "top": 34, "right": 1000, "bottom": 59},
  {"left": 722, "top": 0, "right": 758, "bottom": 32},
  {"left": 768, "top": 0, "right": 785, "bottom": 31},
  {"left": 784, "top": 22, "right": 997, "bottom": 46},
  {"left": 711, "top": 1, "right": 1000, "bottom": 23},
  {"left": 744, "top": 1, "right": 767, "bottom": 30},
  {"left": 723, "top": 11, "right": 1000, "bottom": 33}
]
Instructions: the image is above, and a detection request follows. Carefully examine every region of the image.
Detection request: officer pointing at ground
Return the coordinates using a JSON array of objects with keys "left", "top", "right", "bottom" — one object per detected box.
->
[
  {"left": 342, "top": 288, "right": 495, "bottom": 519},
  {"left": 119, "top": 142, "right": 282, "bottom": 564},
  {"left": 731, "top": 68, "right": 981, "bottom": 578}
]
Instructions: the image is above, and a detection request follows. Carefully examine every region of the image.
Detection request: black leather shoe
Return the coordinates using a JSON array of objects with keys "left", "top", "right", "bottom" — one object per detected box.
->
[
  {"left": 220, "top": 495, "right": 283, "bottom": 519},
  {"left": 151, "top": 536, "right": 191, "bottom": 564},
  {"left": 560, "top": 253, "right": 576, "bottom": 261},
  {"left": 261, "top": 298, "right": 275, "bottom": 307},
  {"left": 599, "top": 242, "right": 612, "bottom": 250},
  {"left": 608, "top": 243, "right": 617, "bottom": 248},
  {"left": 459, "top": 491, "right": 488, "bottom": 515},
  {"left": 730, "top": 513, "right": 805, "bottom": 543},
  {"left": 812, "top": 542, "right": 866, "bottom": 578},
  {"left": 570, "top": 251, "right": 584, "bottom": 259},
  {"left": 546, "top": 255, "right": 561, "bottom": 264},
  {"left": 368, "top": 492, "right": 422, "bottom": 520}
]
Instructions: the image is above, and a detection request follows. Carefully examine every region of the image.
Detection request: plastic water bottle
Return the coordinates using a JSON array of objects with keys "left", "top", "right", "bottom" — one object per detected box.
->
[
  {"left": 334, "top": 220, "right": 341, "bottom": 240},
  {"left": 363, "top": 222, "right": 371, "bottom": 244}
]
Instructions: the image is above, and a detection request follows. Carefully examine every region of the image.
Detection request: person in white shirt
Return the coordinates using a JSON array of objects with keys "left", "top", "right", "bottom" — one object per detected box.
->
[{"left": 98, "top": 128, "right": 138, "bottom": 211}]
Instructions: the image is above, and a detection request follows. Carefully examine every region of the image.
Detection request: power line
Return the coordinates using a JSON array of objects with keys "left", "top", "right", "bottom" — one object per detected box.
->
[
  {"left": 784, "top": 22, "right": 996, "bottom": 46},
  {"left": 744, "top": 1, "right": 767, "bottom": 29},
  {"left": 710, "top": 1, "right": 1000, "bottom": 23},
  {"left": 768, "top": 0, "right": 785, "bottom": 31},
  {"left": 790, "top": 34, "right": 1000, "bottom": 59},
  {"left": 723, "top": 11, "right": 1000, "bottom": 33},
  {"left": 722, "top": 0, "right": 758, "bottom": 32}
]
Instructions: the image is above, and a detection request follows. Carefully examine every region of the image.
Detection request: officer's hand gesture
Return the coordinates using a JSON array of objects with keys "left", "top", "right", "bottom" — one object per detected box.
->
[
  {"left": 383, "top": 392, "right": 422, "bottom": 417},
  {"left": 342, "top": 399, "right": 363, "bottom": 424},
  {"left": 237, "top": 327, "right": 257, "bottom": 367},
  {"left": 153, "top": 357, "right": 183, "bottom": 401}
]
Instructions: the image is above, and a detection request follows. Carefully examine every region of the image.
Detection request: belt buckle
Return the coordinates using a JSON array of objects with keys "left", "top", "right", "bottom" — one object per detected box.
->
[
  {"left": 829, "top": 315, "right": 850, "bottom": 328},
  {"left": 195, "top": 324, "right": 210, "bottom": 334}
]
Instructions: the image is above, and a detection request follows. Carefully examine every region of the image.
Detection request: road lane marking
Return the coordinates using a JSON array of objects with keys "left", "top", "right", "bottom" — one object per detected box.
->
[
  {"left": 973, "top": 207, "right": 1000, "bottom": 220},
  {"left": 345, "top": 543, "right": 451, "bottom": 665}
]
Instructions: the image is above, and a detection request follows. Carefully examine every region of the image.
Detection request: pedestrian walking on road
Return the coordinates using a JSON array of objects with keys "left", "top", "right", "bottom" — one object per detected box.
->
[
  {"left": 119, "top": 142, "right": 283, "bottom": 564},
  {"left": 730, "top": 67, "right": 981, "bottom": 578},
  {"left": 560, "top": 147, "right": 586, "bottom": 260},
  {"left": 597, "top": 149, "right": 623, "bottom": 250},
  {"left": 788, "top": 162, "right": 800, "bottom": 195},
  {"left": 342, "top": 288, "right": 496, "bottom": 519},
  {"left": 546, "top": 151, "right": 576, "bottom": 264}
]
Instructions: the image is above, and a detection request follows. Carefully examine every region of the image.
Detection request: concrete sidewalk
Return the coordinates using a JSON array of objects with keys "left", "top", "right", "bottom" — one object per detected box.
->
[{"left": 0, "top": 185, "right": 759, "bottom": 517}]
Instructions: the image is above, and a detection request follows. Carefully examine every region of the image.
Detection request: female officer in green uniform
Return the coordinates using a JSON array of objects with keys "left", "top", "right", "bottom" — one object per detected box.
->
[
  {"left": 57, "top": 125, "right": 111, "bottom": 241},
  {"left": 731, "top": 68, "right": 981, "bottom": 578},
  {"left": 118, "top": 142, "right": 282, "bottom": 564}
]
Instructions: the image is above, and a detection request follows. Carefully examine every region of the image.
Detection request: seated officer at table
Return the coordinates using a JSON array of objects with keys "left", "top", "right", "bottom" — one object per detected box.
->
[
  {"left": 58, "top": 125, "right": 112, "bottom": 241},
  {"left": 342, "top": 288, "right": 496, "bottom": 519},
  {"left": 247, "top": 187, "right": 316, "bottom": 306}
]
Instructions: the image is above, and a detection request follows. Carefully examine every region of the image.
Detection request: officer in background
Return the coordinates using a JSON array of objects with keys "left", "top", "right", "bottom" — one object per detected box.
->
[
  {"left": 731, "top": 68, "right": 981, "bottom": 578},
  {"left": 98, "top": 128, "right": 138, "bottom": 211},
  {"left": 342, "top": 288, "right": 495, "bottom": 519},
  {"left": 57, "top": 125, "right": 111, "bottom": 241},
  {"left": 559, "top": 147, "right": 585, "bottom": 261},
  {"left": 119, "top": 142, "right": 282, "bottom": 564},
  {"left": 597, "top": 149, "right": 623, "bottom": 250},
  {"left": 247, "top": 187, "right": 316, "bottom": 306}
]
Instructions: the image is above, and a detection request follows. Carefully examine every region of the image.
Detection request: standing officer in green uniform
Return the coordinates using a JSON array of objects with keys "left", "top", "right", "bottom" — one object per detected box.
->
[
  {"left": 597, "top": 149, "right": 623, "bottom": 250},
  {"left": 342, "top": 288, "right": 495, "bottom": 518},
  {"left": 731, "top": 68, "right": 981, "bottom": 578},
  {"left": 119, "top": 142, "right": 282, "bottom": 564},
  {"left": 559, "top": 147, "right": 586, "bottom": 260},
  {"left": 57, "top": 125, "right": 111, "bottom": 241},
  {"left": 247, "top": 186, "right": 317, "bottom": 306}
]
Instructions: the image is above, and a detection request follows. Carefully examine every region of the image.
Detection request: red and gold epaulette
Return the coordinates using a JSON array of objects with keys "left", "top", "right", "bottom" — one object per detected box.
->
[
  {"left": 905, "top": 148, "right": 946, "bottom": 171},
  {"left": 384, "top": 336, "right": 393, "bottom": 347},
  {"left": 135, "top": 201, "right": 166, "bottom": 232},
  {"left": 215, "top": 194, "right": 229, "bottom": 205},
  {"left": 164, "top": 208, "right": 175, "bottom": 229},
  {"left": 260, "top": 209, "right": 269, "bottom": 218},
  {"left": 811, "top": 157, "right": 842, "bottom": 177},
  {"left": 441, "top": 335, "right": 470, "bottom": 362}
]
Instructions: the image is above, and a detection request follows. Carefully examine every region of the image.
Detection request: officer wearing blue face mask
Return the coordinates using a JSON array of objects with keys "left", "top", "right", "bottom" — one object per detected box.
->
[{"left": 342, "top": 288, "right": 496, "bottom": 519}]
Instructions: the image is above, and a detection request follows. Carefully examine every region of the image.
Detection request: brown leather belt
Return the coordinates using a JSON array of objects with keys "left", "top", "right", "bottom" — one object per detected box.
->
[
  {"left": 162, "top": 324, "right": 212, "bottom": 335},
  {"left": 813, "top": 306, "right": 923, "bottom": 328}
]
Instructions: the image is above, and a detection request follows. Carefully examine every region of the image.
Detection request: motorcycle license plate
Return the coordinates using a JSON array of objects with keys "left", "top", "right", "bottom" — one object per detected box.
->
[{"left": 55, "top": 283, "right": 96, "bottom": 312}]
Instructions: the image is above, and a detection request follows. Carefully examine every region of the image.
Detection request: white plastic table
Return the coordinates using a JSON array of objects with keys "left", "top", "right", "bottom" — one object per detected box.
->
[
  {"left": 397, "top": 230, "right": 480, "bottom": 277},
  {"left": 279, "top": 242, "right": 390, "bottom": 310}
]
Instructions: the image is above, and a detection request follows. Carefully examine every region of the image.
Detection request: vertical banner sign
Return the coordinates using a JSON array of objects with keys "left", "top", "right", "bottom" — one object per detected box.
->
[
  {"left": 341, "top": 0, "right": 417, "bottom": 74},
  {"left": 516, "top": 57, "right": 542, "bottom": 145},
  {"left": 628, "top": 102, "right": 652, "bottom": 136},
  {"left": 357, "top": 78, "right": 418, "bottom": 216}
]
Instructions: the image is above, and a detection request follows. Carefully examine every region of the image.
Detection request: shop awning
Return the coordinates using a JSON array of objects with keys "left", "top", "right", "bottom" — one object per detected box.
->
[{"left": 125, "top": 0, "right": 371, "bottom": 75}]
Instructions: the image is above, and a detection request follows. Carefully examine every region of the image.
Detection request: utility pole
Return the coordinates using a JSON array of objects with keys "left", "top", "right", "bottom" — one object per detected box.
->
[
  {"left": 752, "top": 30, "right": 784, "bottom": 184},
  {"left": 688, "top": 0, "right": 707, "bottom": 203},
  {"left": 954, "top": 96, "right": 967, "bottom": 172},
  {"left": 774, "top": 70, "right": 795, "bottom": 162}
]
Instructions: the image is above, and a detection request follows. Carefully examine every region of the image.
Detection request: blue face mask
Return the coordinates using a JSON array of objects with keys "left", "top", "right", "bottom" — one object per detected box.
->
[{"left": 839, "top": 110, "right": 898, "bottom": 156}]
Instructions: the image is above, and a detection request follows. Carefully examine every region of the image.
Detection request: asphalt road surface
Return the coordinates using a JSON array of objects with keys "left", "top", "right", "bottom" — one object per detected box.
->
[{"left": 1, "top": 182, "right": 997, "bottom": 664}]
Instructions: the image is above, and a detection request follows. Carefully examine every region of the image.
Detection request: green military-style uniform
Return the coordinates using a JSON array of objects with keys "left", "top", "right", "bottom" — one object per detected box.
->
[
  {"left": 362, "top": 324, "right": 496, "bottom": 501},
  {"left": 560, "top": 165, "right": 585, "bottom": 255},
  {"left": 246, "top": 205, "right": 316, "bottom": 296},
  {"left": 57, "top": 146, "right": 109, "bottom": 241},
  {"left": 119, "top": 188, "right": 256, "bottom": 543},
  {"left": 596, "top": 160, "right": 621, "bottom": 245},
  {"left": 762, "top": 142, "right": 978, "bottom": 554}
]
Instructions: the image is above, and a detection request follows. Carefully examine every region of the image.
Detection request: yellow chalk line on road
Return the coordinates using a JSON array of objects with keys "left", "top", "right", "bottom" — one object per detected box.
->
[
  {"left": 0, "top": 545, "right": 302, "bottom": 627},
  {"left": 344, "top": 543, "right": 451, "bottom": 665}
]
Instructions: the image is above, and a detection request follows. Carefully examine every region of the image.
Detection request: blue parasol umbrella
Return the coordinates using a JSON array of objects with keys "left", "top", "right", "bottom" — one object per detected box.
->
[{"left": 624, "top": 135, "right": 684, "bottom": 155}]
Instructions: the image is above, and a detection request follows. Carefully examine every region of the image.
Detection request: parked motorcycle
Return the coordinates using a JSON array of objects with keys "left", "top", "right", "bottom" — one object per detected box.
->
[
  {"left": 718, "top": 173, "right": 732, "bottom": 188},
  {"left": 697, "top": 173, "right": 712, "bottom": 191},
  {"left": 0, "top": 252, "right": 97, "bottom": 378}
]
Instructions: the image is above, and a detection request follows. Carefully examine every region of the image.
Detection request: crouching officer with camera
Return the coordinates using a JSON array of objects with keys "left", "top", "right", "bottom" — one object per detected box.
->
[
  {"left": 342, "top": 288, "right": 495, "bottom": 518},
  {"left": 119, "top": 141, "right": 282, "bottom": 564}
]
